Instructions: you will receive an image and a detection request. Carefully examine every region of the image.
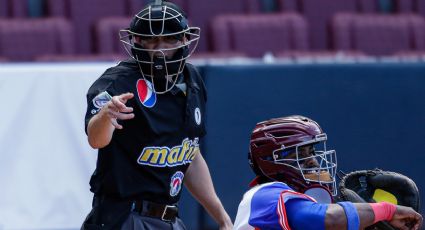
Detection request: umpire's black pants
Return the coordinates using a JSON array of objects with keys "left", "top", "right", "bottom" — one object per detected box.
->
[{"left": 81, "top": 196, "right": 187, "bottom": 230}]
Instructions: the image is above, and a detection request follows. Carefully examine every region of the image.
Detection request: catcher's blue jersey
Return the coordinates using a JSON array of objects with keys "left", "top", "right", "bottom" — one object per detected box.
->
[{"left": 233, "top": 182, "right": 328, "bottom": 230}]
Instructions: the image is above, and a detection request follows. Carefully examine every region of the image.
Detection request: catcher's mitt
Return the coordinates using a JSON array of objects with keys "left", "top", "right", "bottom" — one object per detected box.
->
[{"left": 338, "top": 168, "right": 420, "bottom": 230}]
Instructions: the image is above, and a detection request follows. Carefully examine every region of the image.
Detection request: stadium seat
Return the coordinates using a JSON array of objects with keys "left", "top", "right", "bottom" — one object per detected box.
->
[
  {"left": 168, "top": 0, "right": 187, "bottom": 12},
  {"left": 127, "top": 0, "right": 186, "bottom": 15},
  {"left": 128, "top": 0, "right": 148, "bottom": 15},
  {"left": 10, "top": 0, "right": 28, "bottom": 17},
  {"left": 357, "top": 0, "right": 379, "bottom": 12},
  {"left": 95, "top": 17, "right": 132, "bottom": 55},
  {"left": 332, "top": 13, "right": 425, "bottom": 56},
  {"left": 0, "top": 0, "right": 8, "bottom": 18},
  {"left": 394, "top": 0, "right": 414, "bottom": 12},
  {"left": 415, "top": 0, "right": 425, "bottom": 17},
  {"left": 185, "top": 0, "right": 260, "bottom": 52},
  {"left": 45, "top": 0, "right": 127, "bottom": 54},
  {"left": 297, "top": 0, "right": 358, "bottom": 50},
  {"left": 0, "top": 18, "right": 74, "bottom": 61},
  {"left": 45, "top": 0, "right": 67, "bottom": 17},
  {"left": 408, "top": 14, "right": 425, "bottom": 50},
  {"left": 277, "top": 0, "right": 300, "bottom": 12},
  {"left": 0, "top": 0, "right": 29, "bottom": 18},
  {"left": 211, "top": 13, "right": 308, "bottom": 57},
  {"left": 35, "top": 54, "right": 126, "bottom": 62},
  {"left": 357, "top": 0, "right": 414, "bottom": 13}
]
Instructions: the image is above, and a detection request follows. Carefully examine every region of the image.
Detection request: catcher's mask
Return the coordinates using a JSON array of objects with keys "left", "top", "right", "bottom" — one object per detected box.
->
[
  {"left": 120, "top": 0, "right": 200, "bottom": 94},
  {"left": 249, "top": 115, "right": 338, "bottom": 196}
]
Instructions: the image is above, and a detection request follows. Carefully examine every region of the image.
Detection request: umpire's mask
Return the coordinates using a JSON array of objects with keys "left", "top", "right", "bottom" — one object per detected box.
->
[{"left": 120, "top": 0, "right": 200, "bottom": 94}]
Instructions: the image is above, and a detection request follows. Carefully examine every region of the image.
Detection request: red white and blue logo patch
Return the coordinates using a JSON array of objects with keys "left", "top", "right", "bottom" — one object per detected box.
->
[
  {"left": 136, "top": 79, "right": 156, "bottom": 108},
  {"left": 92, "top": 91, "right": 112, "bottom": 109},
  {"left": 91, "top": 91, "right": 112, "bottom": 114},
  {"left": 170, "top": 171, "right": 184, "bottom": 197}
]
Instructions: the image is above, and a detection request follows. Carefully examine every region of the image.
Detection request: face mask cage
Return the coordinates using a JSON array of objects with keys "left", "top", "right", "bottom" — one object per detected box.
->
[
  {"left": 272, "top": 133, "right": 338, "bottom": 195},
  {"left": 119, "top": 5, "right": 200, "bottom": 94},
  {"left": 119, "top": 29, "right": 200, "bottom": 66}
]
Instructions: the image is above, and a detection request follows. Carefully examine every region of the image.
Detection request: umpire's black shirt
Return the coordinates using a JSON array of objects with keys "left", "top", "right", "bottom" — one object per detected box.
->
[{"left": 84, "top": 59, "right": 206, "bottom": 205}]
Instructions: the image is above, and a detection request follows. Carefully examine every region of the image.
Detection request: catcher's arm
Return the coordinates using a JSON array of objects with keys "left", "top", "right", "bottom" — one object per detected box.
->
[
  {"left": 389, "top": 205, "right": 423, "bottom": 230},
  {"left": 325, "top": 202, "right": 423, "bottom": 230},
  {"left": 325, "top": 203, "right": 373, "bottom": 230}
]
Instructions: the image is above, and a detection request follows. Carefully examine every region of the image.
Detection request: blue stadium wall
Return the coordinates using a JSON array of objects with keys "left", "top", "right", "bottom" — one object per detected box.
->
[{"left": 178, "top": 63, "right": 425, "bottom": 229}]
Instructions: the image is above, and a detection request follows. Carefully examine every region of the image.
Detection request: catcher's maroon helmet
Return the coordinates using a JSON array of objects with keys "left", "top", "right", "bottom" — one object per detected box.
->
[{"left": 249, "top": 115, "right": 337, "bottom": 195}]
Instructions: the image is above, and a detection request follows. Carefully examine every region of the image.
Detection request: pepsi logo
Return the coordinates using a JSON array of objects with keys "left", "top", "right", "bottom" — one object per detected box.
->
[{"left": 136, "top": 79, "right": 157, "bottom": 108}]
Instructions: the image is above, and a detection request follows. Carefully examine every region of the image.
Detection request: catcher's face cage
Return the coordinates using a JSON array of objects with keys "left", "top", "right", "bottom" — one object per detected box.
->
[
  {"left": 119, "top": 4, "right": 200, "bottom": 94},
  {"left": 272, "top": 133, "right": 338, "bottom": 196}
]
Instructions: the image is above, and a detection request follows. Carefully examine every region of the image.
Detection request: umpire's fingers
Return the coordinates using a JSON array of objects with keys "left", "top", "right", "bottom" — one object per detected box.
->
[
  {"left": 111, "top": 93, "right": 134, "bottom": 113},
  {"left": 110, "top": 118, "right": 123, "bottom": 129},
  {"left": 119, "top": 92, "right": 134, "bottom": 103},
  {"left": 108, "top": 110, "right": 135, "bottom": 121}
]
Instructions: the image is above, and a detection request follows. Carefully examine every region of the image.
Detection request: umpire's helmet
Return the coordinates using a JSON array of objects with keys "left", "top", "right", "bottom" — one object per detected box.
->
[
  {"left": 120, "top": 0, "right": 200, "bottom": 94},
  {"left": 249, "top": 115, "right": 338, "bottom": 196}
]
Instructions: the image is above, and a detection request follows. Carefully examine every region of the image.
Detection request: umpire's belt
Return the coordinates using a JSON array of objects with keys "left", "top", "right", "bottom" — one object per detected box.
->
[
  {"left": 93, "top": 195, "right": 178, "bottom": 222},
  {"left": 131, "top": 200, "right": 178, "bottom": 222}
]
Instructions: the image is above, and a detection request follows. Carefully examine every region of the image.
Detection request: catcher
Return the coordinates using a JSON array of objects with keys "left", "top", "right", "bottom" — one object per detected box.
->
[{"left": 233, "top": 115, "right": 422, "bottom": 230}]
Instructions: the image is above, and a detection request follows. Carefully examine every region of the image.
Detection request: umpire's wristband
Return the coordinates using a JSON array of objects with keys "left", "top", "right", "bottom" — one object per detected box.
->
[{"left": 337, "top": 202, "right": 360, "bottom": 230}]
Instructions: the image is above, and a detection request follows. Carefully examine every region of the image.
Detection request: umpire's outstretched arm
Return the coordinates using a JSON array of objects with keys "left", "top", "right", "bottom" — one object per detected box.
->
[{"left": 87, "top": 93, "right": 134, "bottom": 149}]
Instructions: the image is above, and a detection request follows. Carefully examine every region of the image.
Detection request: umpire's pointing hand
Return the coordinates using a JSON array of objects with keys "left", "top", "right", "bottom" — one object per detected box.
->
[{"left": 104, "top": 92, "right": 135, "bottom": 129}]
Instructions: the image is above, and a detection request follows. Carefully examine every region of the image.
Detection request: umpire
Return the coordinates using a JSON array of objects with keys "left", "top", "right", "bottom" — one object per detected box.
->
[{"left": 81, "top": 0, "right": 233, "bottom": 229}]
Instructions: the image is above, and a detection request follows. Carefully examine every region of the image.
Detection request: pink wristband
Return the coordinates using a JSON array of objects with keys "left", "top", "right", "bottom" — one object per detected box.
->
[{"left": 370, "top": 202, "right": 397, "bottom": 223}]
